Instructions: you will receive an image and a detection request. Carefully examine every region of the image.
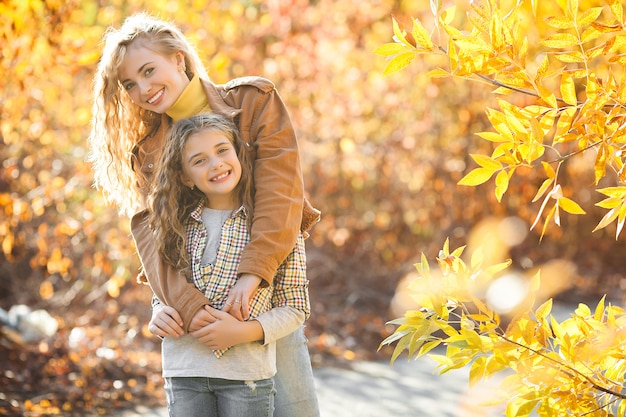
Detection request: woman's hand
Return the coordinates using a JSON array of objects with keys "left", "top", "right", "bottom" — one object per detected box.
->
[
  {"left": 189, "top": 305, "right": 263, "bottom": 350},
  {"left": 148, "top": 306, "right": 184, "bottom": 338},
  {"left": 222, "top": 274, "right": 262, "bottom": 321}
]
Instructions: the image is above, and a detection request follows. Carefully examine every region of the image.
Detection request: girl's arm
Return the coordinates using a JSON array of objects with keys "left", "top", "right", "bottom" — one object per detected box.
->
[{"left": 189, "top": 305, "right": 304, "bottom": 350}]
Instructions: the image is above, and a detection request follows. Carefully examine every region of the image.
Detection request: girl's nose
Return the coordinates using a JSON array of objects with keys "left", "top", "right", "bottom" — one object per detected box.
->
[{"left": 210, "top": 158, "right": 224, "bottom": 170}]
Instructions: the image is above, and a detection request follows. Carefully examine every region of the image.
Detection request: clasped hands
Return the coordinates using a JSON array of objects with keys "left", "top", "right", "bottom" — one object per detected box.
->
[{"left": 148, "top": 274, "right": 263, "bottom": 351}]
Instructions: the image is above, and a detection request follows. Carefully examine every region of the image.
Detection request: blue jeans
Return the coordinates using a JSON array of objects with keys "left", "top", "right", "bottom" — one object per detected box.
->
[
  {"left": 273, "top": 326, "right": 320, "bottom": 417},
  {"left": 164, "top": 376, "right": 275, "bottom": 417}
]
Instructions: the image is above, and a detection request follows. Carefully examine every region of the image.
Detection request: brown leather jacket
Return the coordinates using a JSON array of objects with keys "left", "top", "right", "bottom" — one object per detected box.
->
[{"left": 130, "top": 77, "right": 320, "bottom": 331}]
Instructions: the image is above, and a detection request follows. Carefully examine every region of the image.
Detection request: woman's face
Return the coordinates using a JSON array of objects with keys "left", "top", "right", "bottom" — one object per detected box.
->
[{"left": 118, "top": 41, "right": 189, "bottom": 114}]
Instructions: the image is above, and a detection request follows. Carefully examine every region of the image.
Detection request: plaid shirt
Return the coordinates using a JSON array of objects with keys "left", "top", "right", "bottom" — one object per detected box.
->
[{"left": 185, "top": 203, "right": 310, "bottom": 357}]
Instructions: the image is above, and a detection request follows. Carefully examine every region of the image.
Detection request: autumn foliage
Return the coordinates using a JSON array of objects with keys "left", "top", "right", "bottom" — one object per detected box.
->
[
  {"left": 377, "top": 0, "right": 626, "bottom": 415},
  {"left": 1, "top": 0, "right": 625, "bottom": 416}
]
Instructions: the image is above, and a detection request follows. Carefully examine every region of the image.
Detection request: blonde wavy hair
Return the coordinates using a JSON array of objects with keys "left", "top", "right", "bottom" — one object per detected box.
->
[
  {"left": 148, "top": 113, "right": 255, "bottom": 275},
  {"left": 88, "top": 12, "right": 208, "bottom": 216}
]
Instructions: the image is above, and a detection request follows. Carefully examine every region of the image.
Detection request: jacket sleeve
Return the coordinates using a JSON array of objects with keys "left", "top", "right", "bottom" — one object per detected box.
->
[
  {"left": 230, "top": 82, "right": 305, "bottom": 284},
  {"left": 130, "top": 210, "right": 208, "bottom": 332}
]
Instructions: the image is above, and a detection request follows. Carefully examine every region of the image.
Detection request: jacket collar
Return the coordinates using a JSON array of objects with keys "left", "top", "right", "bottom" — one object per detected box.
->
[{"left": 200, "top": 78, "right": 243, "bottom": 121}]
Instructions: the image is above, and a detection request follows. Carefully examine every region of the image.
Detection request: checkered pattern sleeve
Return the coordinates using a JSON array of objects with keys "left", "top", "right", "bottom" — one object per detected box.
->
[{"left": 271, "top": 233, "right": 310, "bottom": 319}]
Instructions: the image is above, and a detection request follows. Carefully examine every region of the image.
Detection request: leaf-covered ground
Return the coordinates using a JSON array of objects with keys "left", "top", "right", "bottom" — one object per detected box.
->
[{"left": 1, "top": 236, "right": 622, "bottom": 417}]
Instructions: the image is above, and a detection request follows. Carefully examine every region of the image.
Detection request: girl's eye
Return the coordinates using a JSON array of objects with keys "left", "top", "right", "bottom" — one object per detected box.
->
[
  {"left": 218, "top": 147, "right": 230, "bottom": 154},
  {"left": 193, "top": 158, "right": 205, "bottom": 166}
]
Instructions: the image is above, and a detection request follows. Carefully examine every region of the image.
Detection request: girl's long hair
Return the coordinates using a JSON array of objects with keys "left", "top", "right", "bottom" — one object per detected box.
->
[
  {"left": 87, "top": 12, "right": 208, "bottom": 216},
  {"left": 148, "top": 113, "right": 255, "bottom": 276}
]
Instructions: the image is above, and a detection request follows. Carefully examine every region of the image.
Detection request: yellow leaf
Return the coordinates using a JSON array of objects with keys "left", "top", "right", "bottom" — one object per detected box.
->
[
  {"left": 392, "top": 17, "right": 411, "bottom": 49},
  {"left": 537, "top": 85, "right": 557, "bottom": 108},
  {"left": 486, "top": 108, "right": 514, "bottom": 140},
  {"left": 476, "top": 131, "right": 508, "bottom": 142},
  {"left": 576, "top": 7, "right": 603, "bottom": 27},
  {"left": 490, "top": 12, "right": 503, "bottom": 51},
  {"left": 426, "top": 68, "right": 450, "bottom": 78},
  {"left": 580, "top": 26, "right": 602, "bottom": 43},
  {"left": 560, "top": 73, "right": 577, "bottom": 106},
  {"left": 597, "top": 186, "right": 626, "bottom": 198},
  {"left": 458, "top": 167, "right": 496, "bottom": 186},
  {"left": 535, "top": 55, "right": 549, "bottom": 83},
  {"left": 469, "top": 356, "right": 486, "bottom": 387},
  {"left": 452, "top": 35, "right": 490, "bottom": 52},
  {"left": 545, "top": 15, "right": 574, "bottom": 29},
  {"left": 610, "top": 0, "right": 623, "bottom": 22},
  {"left": 382, "top": 52, "right": 416, "bottom": 76},
  {"left": 593, "top": 295, "right": 606, "bottom": 321},
  {"left": 373, "top": 43, "right": 409, "bottom": 56},
  {"left": 616, "top": 204, "right": 626, "bottom": 238},
  {"left": 557, "top": 197, "right": 586, "bottom": 215},
  {"left": 609, "top": 34, "right": 626, "bottom": 53},
  {"left": 495, "top": 169, "right": 509, "bottom": 202},
  {"left": 411, "top": 17, "right": 434, "bottom": 50},
  {"left": 595, "top": 196, "right": 622, "bottom": 209},
  {"left": 535, "top": 299, "right": 553, "bottom": 321},
  {"left": 472, "top": 153, "right": 503, "bottom": 170},
  {"left": 541, "top": 33, "right": 579, "bottom": 49},
  {"left": 554, "top": 107, "right": 577, "bottom": 141},
  {"left": 533, "top": 178, "right": 554, "bottom": 203},
  {"left": 553, "top": 51, "right": 584, "bottom": 63},
  {"left": 594, "top": 144, "right": 608, "bottom": 184},
  {"left": 594, "top": 207, "right": 619, "bottom": 232}
]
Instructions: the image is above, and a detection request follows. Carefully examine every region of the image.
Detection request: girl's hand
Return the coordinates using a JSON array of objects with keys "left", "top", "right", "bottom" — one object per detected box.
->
[
  {"left": 190, "top": 305, "right": 263, "bottom": 350},
  {"left": 148, "top": 306, "right": 184, "bottom": 338},
  {"left": 223, "top": 274, "right": 262, "bottom": 321},
  {"left": 188, "top": 304, "right": 218, "bottom": 333}
]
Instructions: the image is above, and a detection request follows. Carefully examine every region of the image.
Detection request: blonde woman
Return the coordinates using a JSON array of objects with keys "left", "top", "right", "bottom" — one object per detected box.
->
[{"left": 88, "top": 13, "right": 319, "bottom": 417}]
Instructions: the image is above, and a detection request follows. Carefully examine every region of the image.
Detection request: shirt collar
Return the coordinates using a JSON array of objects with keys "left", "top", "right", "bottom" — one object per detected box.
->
[
  {"left": 190, "top": 202, "right": 246, "bottom": 222},
  {"left": 166, "top": 74, "right": 210, "bottom": 122}
]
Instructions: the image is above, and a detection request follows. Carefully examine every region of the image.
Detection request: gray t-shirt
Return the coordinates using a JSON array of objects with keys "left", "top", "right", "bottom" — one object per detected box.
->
[{"left": 160, "top": 207, "right": 305, "bottom": 380}]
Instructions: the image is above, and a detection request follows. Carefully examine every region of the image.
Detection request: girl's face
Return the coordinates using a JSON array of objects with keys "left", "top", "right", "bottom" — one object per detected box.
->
[
  {"left": 180, "top": 130, "right": 242, "bottom": 210},
  {"left": 117, "top": 42, "right": 189, "bottom": 114}
]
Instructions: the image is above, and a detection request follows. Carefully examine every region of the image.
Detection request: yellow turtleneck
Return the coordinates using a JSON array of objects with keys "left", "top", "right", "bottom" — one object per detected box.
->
[{"left": 166, "top": 74, "right": 211, "bottom": 122}]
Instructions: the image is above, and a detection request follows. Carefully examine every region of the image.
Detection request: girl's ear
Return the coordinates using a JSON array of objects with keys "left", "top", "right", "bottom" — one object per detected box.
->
[{"left": 180, "top": 173, "right": 194, "bottom": 189}]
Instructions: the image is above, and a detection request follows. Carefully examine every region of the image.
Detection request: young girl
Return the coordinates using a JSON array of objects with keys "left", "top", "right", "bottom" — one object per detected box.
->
[
  {"left": 88, "top": 13, "right": 319, "bottom": 416},
  {"left": 147, "top": 113, "right": 309, "bottom": 417}
]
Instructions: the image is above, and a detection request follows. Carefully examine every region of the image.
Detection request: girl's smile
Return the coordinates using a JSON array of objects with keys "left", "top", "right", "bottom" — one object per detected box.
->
[{"left": 181, "top": 130, "right": 242, "bottom": 210}]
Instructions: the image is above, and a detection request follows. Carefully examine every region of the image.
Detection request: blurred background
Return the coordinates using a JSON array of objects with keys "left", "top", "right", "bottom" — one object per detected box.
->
[{"left": 1, "top": 0, "right": 625, "bottom": 415}]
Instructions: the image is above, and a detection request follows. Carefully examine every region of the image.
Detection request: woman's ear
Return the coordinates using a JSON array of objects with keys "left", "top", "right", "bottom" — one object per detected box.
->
[{"left": 175, "top": 51, "right": 186, "bottom": 72}]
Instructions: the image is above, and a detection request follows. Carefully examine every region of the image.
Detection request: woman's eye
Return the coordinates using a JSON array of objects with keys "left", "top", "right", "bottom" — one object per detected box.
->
[
  {"left": 145, "top": 67, "right": 154, "bottom": 76},
  {"left": 124, "top": 83, "right": 135, "bottom": 91}
]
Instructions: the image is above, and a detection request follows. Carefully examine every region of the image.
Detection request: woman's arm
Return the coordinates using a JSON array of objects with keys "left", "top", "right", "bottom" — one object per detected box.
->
[
  {"left": 229, "top": 82, "right": 305, "bottom": 284},
  {"left": 131, "top": 210, "right": 208, "bottom": 332}
]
